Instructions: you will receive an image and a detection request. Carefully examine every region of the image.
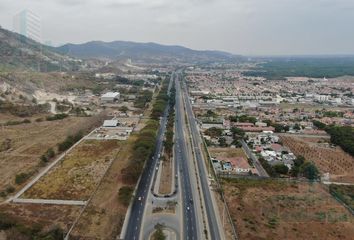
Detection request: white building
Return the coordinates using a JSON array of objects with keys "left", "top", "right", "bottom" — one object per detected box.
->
[
  {"left": 103, "top": 120, "right": 119, "bottom": 127},
  {"left": 101, "top": 92, "right": 120, "bottom": 102},
  {"left": 13, "top": 10, "right": 42, "bottom": 43},
  {"left": 315, "top": 95, "right": 329, "bottom": 102},
  {"left": 255, "top": 121, "right": 267, "bottom": 127}
]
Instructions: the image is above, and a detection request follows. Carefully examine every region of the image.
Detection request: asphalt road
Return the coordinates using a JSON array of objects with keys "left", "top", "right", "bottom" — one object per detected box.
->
[
  {"left": 175, "top": 78, "right": 198, "bottom": 240},
  {"left": 241, "top": 139, "right": 269, "bottom": 177},
  {"left": 180, "top": 75, "right": 223, "bottom": 240},
  {"left": 124, "top": 75, "right": 173, "bottom": 240}
]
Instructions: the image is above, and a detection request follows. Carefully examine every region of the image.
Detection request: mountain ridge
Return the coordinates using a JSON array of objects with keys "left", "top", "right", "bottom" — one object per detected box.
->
[
  {"left": 0, "top": 26, "right": 80, "bottom": 71},
  {"left": 56, "top": 40, "right": 241, "bottom": 63}
]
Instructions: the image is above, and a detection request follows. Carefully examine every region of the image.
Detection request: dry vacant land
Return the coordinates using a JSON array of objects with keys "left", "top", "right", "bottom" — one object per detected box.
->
[
  {"left": 222, "top": 178, "right": 354, "bottom": 240},
  {"left": 0, "top": 203, "right": 81, "bottom": 238},
  {"left": 281, "top": 136, "right": 354, "bottom": 183},
  {"left": 0, "top": 116, "right": 94, "bottom": 195},
  {"left": 23, "top": 140, "right": 121, "bottom": 200},
  {"left": 70, "top": 135, "right": 138, "bottom": 239},
  {"left": 209, "top": 147, "right": 248, "bottom": 159}
]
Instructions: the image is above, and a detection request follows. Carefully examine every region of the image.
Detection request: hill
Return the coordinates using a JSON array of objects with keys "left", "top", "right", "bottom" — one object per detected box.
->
[
  {"left": 0, "top": 26, "right": 81, "bottom": 71},
  {"left": 56, "top": 40, "right": 240, "bottom": 63}
]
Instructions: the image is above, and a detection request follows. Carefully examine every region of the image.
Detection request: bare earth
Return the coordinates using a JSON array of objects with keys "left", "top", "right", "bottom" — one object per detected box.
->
[
  {"left": 222, "top": 178, "right": 354, "bottom": 240},
  {"left": 23, "top": 140, "right": 121, "bottom": 200},
  {"left": 70, "top": 135, "right": 138, "bottom": 239},
  {"left": 209, "top": 147, "right": 248, "bottom": 159},
  {"left": 0, "top": 116, "right": 92, "bottom": 195},
  {"left": 0, "top": 203, "right": 81, "bottom": 236}
]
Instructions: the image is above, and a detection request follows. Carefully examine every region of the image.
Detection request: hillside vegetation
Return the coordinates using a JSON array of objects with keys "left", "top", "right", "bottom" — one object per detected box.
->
[
  {"left": 245, "top": 57, "right": 354, "bottom": 79},
  {"left": 0, "top": 26, "right": 80, "bottom": 71}
]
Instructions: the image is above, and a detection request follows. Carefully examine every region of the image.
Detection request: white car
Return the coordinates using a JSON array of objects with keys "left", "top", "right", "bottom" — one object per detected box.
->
[{"left": 138, "top": 197, "right": 142, "bottom": 201}]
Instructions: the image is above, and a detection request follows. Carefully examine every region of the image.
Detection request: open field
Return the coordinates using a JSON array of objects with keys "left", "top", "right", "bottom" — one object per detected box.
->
[
  {"left": 0, "top": 116, "right": 95, "bottom": 196},
  {"left": 0, "top": 203, "right": 81, "bottom": 239},
  {"left": 329, "top": 185, "right": 354, "bottom": 211},
  {"left": 222, "top": 178, "right": 354, "bottom": 240},
  {"left": 69, "top": 135, "right": 138, "bottom": 239},
  {"left": 0, "top": 71, "right": 96, "bottom": 94},
  {"left": 281, "top": 136, "right": 354, "bottom": 183},
  {"left": 209, "top": 147, "right": 248, "bottom": 159},
  {"left": 22, "top": 140, "right": 120, "bottom": 200},
  {"left": 69, "top": 94, "right": 157, "bottom": 239}
]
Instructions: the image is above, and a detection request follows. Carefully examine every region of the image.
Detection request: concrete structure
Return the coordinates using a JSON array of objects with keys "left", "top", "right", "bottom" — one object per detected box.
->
[
  {"left": 100, "top": 92, "right": 120, "bottom": 102},
  {"left": 103, "top": 119, "right": 119, "bottom": 127},
  {"left": 315, "top": 94, "right": 329, "bottom": 102}
]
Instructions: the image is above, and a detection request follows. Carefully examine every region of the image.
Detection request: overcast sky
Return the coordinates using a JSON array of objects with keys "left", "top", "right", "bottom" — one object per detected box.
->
[{"left": 1, "top": 0, "right": 354, "bottom": 55}]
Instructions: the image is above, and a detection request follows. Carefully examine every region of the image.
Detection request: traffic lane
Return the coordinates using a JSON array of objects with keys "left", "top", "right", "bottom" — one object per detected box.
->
[
  {"left": 175, "top": 84, "right": 197, "bottom": 240},
  {"left": 182, "top": 81, "right": 222, "bottom": 240},
  {"left": 125, "top": 90, "right": 171, "bottom": 239}
]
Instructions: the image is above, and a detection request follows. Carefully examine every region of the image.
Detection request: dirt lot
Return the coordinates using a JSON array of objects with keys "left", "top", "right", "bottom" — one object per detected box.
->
[
  {"left": 70, "top": 135, "right": 138, "bottom": 239},
  {"left": 281, "top": 136, "right": 354, "bottom": 183},
  {"left": 222, "top": 178, "right": 354, "bottom": 240},
  {"left": 159, "top": 152, "right": 173, "bottom": 195},
  {"left": 0, "top": 203, "right": 81, "bottom": 238},
  {"left": 0, "top": 116, "right": 93, "bottom": 196},
  {"left": 209, "top": 147, "right": 248, "bottom": 159},
  {"left": 23, "top": 140, "right": 120, "bottom": 200}
]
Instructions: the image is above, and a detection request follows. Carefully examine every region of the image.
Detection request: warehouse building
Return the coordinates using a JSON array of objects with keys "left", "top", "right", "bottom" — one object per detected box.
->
[{"left": 100, "top": 92, "right": 120, "bottom": 102}]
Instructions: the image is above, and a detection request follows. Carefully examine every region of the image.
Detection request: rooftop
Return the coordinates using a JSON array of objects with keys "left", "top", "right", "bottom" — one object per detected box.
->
[{"left": 101, "top": 92, "right": 120, "bottom": 98}]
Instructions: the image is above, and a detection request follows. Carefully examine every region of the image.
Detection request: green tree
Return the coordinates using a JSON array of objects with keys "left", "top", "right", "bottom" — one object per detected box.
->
[
  {"left": 300, "top": 162, "right": 319, "bottom": 180},
  {"left": 231, "top": 127, "right": 245, "bottom": 138},
  {"left": 293, "top": 123, "right": 301, "bottom": 131},
  {"left": 119, "top": 106, "right": 129, "bottom": 113},
  {"left": 205, "top": 127, "right": 223, "bottom": 138},
  {"left": 274, "top": 164, "right": 289, "bottom": 175},
  {"left": 218, "top": 137, "right": 227, "bottom": 147},
  {"left": 152, "top": 224, "right": 166, "bottom": 240}
]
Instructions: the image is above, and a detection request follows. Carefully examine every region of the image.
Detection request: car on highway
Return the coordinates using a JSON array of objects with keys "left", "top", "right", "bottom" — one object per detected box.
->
[{"left": 138, "top": 197, "right": 142, "bottom": 201}]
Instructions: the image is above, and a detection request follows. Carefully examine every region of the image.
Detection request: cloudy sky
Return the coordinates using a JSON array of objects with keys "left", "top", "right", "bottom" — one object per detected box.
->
[{"left": 1, "top": 0, "right": 354, "bottom": 55}]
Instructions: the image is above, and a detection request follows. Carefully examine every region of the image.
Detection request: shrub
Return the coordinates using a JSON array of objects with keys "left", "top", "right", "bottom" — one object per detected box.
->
[
  {"left": 58, "top": 131, "right": 83, "bottom": 152},
  {"left": 274, "top": 164, "right": 289, "bottom": 175},
  {"left": 46, "top": 113, "right": 68, "bottom": 121},
  {"left": 15, "top": 173, "right": 30, "bottom": 185},
  {"left": 300, "top": 162, "right": 319, "bottom": 180},
  {"left": 46, "top": 148, "right": 55, "bottom": 158},
  {"left": 118, "top": 186, "right": 134, "bottom": 206},
  {"left": 40, "top": 154, "right": 48, "bottom": 163},
  {"left": 6, "top": 186, "right": 15, "bottom": 193}
]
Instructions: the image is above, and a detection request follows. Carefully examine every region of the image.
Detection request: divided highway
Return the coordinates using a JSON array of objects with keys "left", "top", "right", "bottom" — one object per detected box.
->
[
  {"left": 180, "top": 73, "right": 223, "bottom": 240},
  {"left": 123, "top": 71, "right": 224, "bottom": 240},
  {"left": 123, "top": 75, "right": 173, "bottom": 240},
  {"left": 175, "top": 79, "right": 198, "bottom": 240}
]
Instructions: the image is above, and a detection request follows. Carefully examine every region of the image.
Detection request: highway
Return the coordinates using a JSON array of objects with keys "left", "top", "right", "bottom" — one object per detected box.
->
[
  {"left": 180, "top": 73, "right": 223, "bottom": 240},
  {"left": 124, "top": 71, "right": 222, "bottom": 240},
  {"left": 123, "top": 74, "right": 173, "bottom": 240},
  {"left": 174, "top": 78, "right": 198, "bottom": 240}
]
